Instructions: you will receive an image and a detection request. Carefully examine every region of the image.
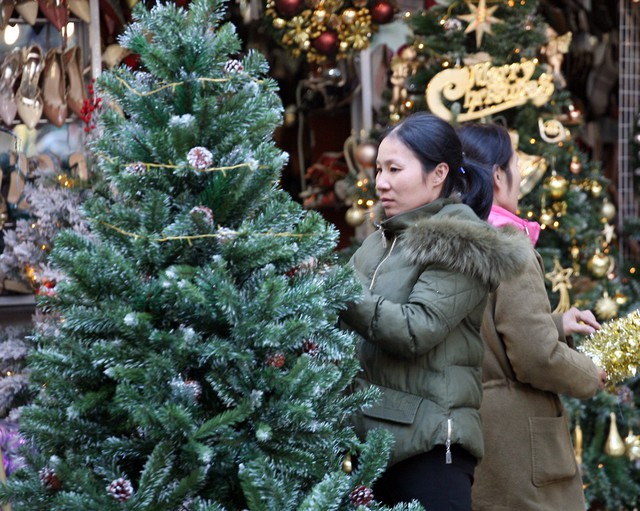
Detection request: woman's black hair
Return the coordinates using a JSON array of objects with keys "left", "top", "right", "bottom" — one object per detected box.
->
[
  {"left": 382, "top": 112, "right": 493, "bottom": 220},
  {"left": 457, "top": 122, "right": 515, "bottom": 188}
]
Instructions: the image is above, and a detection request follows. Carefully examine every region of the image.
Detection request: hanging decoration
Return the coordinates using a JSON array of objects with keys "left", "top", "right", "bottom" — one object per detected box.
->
[
  {"left": 425, "top": 59, "right": 555, "bottom": 122},
  {"left": 264, "top": 0, "right": 397, "bottom": 63},
  {"left": 458, "top": 0, "right": 503, "bottom": 48},
  {"left": 604, "top": 412, "right": 627, "bottom": 457},
  {"left": 544, "top": 258, "right": 573, "bottom": 313}
]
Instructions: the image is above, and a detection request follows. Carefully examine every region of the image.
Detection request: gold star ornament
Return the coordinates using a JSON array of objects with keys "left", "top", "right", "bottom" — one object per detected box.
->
[{"left": 459, "top": 0, "right": 503, "bottom": 48}]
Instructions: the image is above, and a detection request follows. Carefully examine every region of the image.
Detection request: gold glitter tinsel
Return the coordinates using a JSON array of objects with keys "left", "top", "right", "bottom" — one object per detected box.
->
[{"left": 578, "top": 309, "right": 640, "bottom": 387}]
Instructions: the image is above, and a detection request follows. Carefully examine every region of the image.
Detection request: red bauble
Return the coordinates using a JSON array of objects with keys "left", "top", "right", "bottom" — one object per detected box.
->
[
  {"left": 274, "top": 0, "right": 302, "bottom": 18},
  {"left": 122, "top": 53, "right": 141, "bottom": 70},
  {"left": 370, "top": 0, "right": 395, "bottom": 24},
  {"left": 312, "top": 31, "right": 339, "bottom": 55}
]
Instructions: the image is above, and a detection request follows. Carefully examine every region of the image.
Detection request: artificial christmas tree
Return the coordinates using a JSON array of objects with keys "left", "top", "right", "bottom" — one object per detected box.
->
[{"left": 0, "top": 0, "right": 422, "bottom": 509}]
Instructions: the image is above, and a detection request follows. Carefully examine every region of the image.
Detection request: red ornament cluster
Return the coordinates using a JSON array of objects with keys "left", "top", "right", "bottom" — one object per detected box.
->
[
  {"left": 266, "top": 353, "right": 286, "bottom": 368},
  {"left": 79, "top": 78, "right": 102, "bottom": 133}
]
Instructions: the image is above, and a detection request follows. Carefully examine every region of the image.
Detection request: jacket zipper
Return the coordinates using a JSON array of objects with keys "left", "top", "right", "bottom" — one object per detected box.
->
[
  {"left": 369, "top": 235, "right": 396, "bottom": 290},
  {"left": 445, "top": 418, "right": 452, "bottom": 464}
]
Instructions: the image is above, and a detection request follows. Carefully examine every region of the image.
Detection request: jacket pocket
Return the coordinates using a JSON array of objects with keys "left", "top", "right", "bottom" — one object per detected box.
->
[
  {"left": 529, "top": 415, "right": 577, "bottom": 487},
  {"left": 361, "top": 385, "right": 422, "bottom": 425}
]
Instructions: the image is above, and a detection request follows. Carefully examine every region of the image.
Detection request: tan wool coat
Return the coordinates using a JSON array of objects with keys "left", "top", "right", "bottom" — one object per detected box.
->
[{"left": 472, "top": 246, "right": 601, "bottom": 511}]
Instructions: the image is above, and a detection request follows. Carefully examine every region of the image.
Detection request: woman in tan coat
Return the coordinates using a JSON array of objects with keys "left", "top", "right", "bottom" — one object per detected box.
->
[{"left": 458, "top": 123, "right": 608, "bottom": 511}]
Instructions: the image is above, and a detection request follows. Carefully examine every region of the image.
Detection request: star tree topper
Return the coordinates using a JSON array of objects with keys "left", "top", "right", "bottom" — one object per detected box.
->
[{"left": 459, "top": 0, "right": 503, "bottom": 48}]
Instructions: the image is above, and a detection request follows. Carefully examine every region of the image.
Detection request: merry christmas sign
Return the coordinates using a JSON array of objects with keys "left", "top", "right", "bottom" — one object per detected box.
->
[{"left": 426, "top": 59, "right": 555, "bottom": 122}]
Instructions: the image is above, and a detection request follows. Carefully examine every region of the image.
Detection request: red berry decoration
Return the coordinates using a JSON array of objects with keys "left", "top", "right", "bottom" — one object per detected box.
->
[
  {"left": 39, "top": 467, "right": 62, "bottom": 491},
  {"left": 108, "top": 477, "right": 134, "bottom": 502},
  {"left": 312, "top": 31, "right": 340, "bottom": 56},
  {"left": 266, "top": 353, "right": 286, "bottom": 368},
  {"left": 274, "top": 0, "right": 302, "bottom": 17},
  {"left": 350, "top": 485, "right": 374, "bottom": 507},
  {"left": 370, "top": 0, "right": 395, "bottom": 24}
]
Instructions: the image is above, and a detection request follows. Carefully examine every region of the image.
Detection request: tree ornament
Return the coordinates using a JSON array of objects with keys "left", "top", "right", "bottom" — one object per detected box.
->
[
  {"left": 569, "top": 155, "right": 582, "bottom": 174},
  {"left": 587, "top": 251, "right": 612, "bottom": 278},
  {"left": 189, "top": 205, "right": 215, "bottom": 225},
  {"left": 601, "top": 199, "right": 616, "bottom": 221},
  {"left": 458, "top": 0, "right": 503, "bottom": 48},
  {"left": 274, "top": 0, "right": 302, "bottom": 18},
  {"left": 266, "top": 353, "right": 286, "bottom": 368},
  {"left": 187, "top": 146, "right": 214, "bottom": 170},
  {"left": 223, "top": 59, "right": 244, "bottom": 74},
  {"left": 579, "top": 309, "right": 640, "bottom": 385},
  {"left": 547, "top": 172, "right": 568, "bottom": 200},
  {"left": 124, "top": 162, "right": 147, "bottom": 175},
  {"left": 595, "top": 291, "right": 619, "bottom": 321},
  {"left": 444, "top": 16, "right": 463, "bottom": 32},
  {"left": 574, "top": 422, "right": 583, "bottom": 465},
  {"left": 312, "top": 31, "right": 340, "bottom": 56},
  {"left": 342, "top": 453, "right": 353, "bottom": 473},
  {"left": 370, "top": 0, "right": 394, "bottom": 24},
  {"left": 108, "top": 477, "right": 134, "bottom": 502},
  {"left": 303, "top": 339, "right": 319, "bottom": 355},
  {"left": 350, "top": 485, "right": 374, "bottom": 507},
  {"left": 614, "top": 291, "right": 629, "bottom": 307},
  {"left": 590, "top": 180, "right": 603, "bottom": 197},
  {"left": 355, "top": 142, "right": 377, "bottom": 169},
  {"left": 539, "top": 209, "right": 554, "bottom": 228},
  {"left": 605, "top": 412, "right": 626, "bottom": 457},
  {"left": 544, "top": 258, "right": 573, "bottom": 313},
  {"left": 184, "top": 380, "right": 203, "bottom": 400},
  {"left": 345, "top": 206, "right": 366, "bottom": 227},
  {"left": 39, "top": 467, "right": 62, "bottom": 490},
  {"left": 625, "top": 430, "right": 640, "bottom": 461}
]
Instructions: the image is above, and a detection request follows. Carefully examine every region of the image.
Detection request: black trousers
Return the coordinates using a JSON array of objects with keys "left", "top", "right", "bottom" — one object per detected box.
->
[{"left": 373, "top": 445, "right": 476, "bottom": 511}]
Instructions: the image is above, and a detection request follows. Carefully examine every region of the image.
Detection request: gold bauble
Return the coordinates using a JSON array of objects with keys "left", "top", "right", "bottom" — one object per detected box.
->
[
  {"left": 273, "top": 17, "right": 286, "bottom": 29},
  {"left": 587, "top": 252, "right": 611, "bottom": 278},
  {"left": 547, "top": 173, "right": 568, "bottom": 200},
  {"left": 355, "top": 142, "right": 378, "bottom": 169},
  {"left": 313, "top": 8, "right": 327, "bottom": 23},
  {"left": 591, "top": 181, "right": 603, "bottom": 197},
  {"left": 539, "top": 210, "right": 554, "bottom": 228},
  {"left": 342, "top": 453, "right": 353, "bottom": 473},
  {"left": 345, "top": 206, "right": 366, "bottom": 226},
  {"left": 614, "top": 291, "right": 629, "bottom": 306},
  {"left": 342, "top": 8, "right": 356, "bottom": 23},
  {"left": 595, "top": 292, "right": 619, "bottom": 320},
  {"left": 605, "top": 412, "right": 626, "bottom": 457},
  {"left": 601, "top": 200, "right": 616, "bottom": 221},
  {"left": 626, "top": 430, "right": 640, "bottom": 461}
]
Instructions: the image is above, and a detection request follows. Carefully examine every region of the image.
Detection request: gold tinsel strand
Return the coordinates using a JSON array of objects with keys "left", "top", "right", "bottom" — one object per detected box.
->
[{"left": 578, "top": 309, "right": 640, "bottom": 386}]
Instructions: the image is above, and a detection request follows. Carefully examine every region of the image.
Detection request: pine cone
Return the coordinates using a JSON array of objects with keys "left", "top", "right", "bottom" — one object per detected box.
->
[
  {"left": 265, "top": 353, "right": 286, "bottom": 368},
  {"left": 39, "top": 467, "right": 62, "bottom": 490},
  {"left": 108, "top": 477, "right": 134, "bottom": 502},
  {"left": 349, "top": 485, "right": 374, "bottom": 507},
  {"left": 223, "top": 59, "right": 244, "bottom": 74}
]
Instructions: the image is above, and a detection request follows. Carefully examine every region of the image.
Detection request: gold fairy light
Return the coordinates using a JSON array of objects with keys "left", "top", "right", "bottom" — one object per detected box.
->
[{"left": 579, "top": 309, "right": 640, "bottom": 387}]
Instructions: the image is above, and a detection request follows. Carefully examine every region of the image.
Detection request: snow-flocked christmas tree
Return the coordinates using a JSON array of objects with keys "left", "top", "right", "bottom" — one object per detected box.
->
[{"left": 0, "top": 0, "right": 422, "bottom": 509}]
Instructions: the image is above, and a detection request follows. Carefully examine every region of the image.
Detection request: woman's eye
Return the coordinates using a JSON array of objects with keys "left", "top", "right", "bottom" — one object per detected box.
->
[{"left": 389, "top": 166, "right": 400, "bottom": 173}]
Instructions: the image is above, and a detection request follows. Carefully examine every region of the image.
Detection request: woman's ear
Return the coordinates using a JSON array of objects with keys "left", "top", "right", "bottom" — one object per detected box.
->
[
  {"left": 492, "top": 164, "right": 504, "bottom": 191},
  {"left": 432, "top": 163, "right": 449, "bottom": 186}
]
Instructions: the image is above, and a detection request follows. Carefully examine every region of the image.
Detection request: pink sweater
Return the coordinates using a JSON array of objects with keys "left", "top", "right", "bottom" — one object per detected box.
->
[{"left": 488, "top": 204, "right": 541, "bottom": 246}]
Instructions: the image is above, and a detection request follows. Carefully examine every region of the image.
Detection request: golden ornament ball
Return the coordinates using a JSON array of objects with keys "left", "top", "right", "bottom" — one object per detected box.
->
[
  {"left": 547, "top": 173, "right": 568, "bottom": 199},
  {"left": 601, "top": 200, "right": 616, "bottom": 221},
  {"left": 355, "top": 142, "right": 378, "bottom": 169},
  {"left": 345, "top": 206, "right": 366, "bottom": 226},
  {"left": 272, "top": 17, "right": 287, "bottom": 29},
  {"left": 539, "top": 210, "right": 554, "bottom": 227},
  {"left": 614, "top": 291, "right": 629, "bottom": 306},
  {"left": 569, "top": 156, "right": 582, "bottom": 174},
  {"left": 591, "top": 181, "right": 603, "bottom": 197},
  {"left": 342, "top": 7, "right": 357, "bottom": 23},
  {"left": 587, "top": 252, "right": 611, "bottom": 278},
  {"left": 342, "top": 454, "right": 353, "bottom": 473},
  {"left": 595, "top": 293, "right": 619, "bottom": 320}
]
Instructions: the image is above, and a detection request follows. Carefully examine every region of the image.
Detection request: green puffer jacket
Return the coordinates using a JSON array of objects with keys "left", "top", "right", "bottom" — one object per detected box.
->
[{"left": 340, "top": 198, "right": 531, "bottom": 467}]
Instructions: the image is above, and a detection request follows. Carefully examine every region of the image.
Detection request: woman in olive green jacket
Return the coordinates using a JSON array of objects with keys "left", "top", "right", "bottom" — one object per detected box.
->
[
  {"left": 458, "top": 122, "right": 608, "bottom": 511},
  {"left": 340, "top": 113, "right": 531, "bottom": 511}
]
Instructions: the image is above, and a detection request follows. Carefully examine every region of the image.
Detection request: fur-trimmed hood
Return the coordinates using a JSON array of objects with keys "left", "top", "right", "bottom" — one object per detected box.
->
[{"left": 382, "top": 199, "right": 530, "bottom": 290}]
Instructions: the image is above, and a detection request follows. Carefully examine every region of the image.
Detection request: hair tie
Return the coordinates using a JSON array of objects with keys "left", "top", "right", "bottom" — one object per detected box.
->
[{"left": 459, "top": 166, "right": 465, "bottom": 174}]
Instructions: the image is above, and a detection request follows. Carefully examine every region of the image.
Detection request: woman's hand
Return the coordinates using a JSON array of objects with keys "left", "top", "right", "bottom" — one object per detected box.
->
[{"left": 562, "top": 306, "right": 601, "bottom": 336}]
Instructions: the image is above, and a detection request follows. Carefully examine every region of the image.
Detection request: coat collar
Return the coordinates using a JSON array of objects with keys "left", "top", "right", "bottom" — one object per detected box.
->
[{"left": 386, "top": 199, "right": 531, "bottom": 290}]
